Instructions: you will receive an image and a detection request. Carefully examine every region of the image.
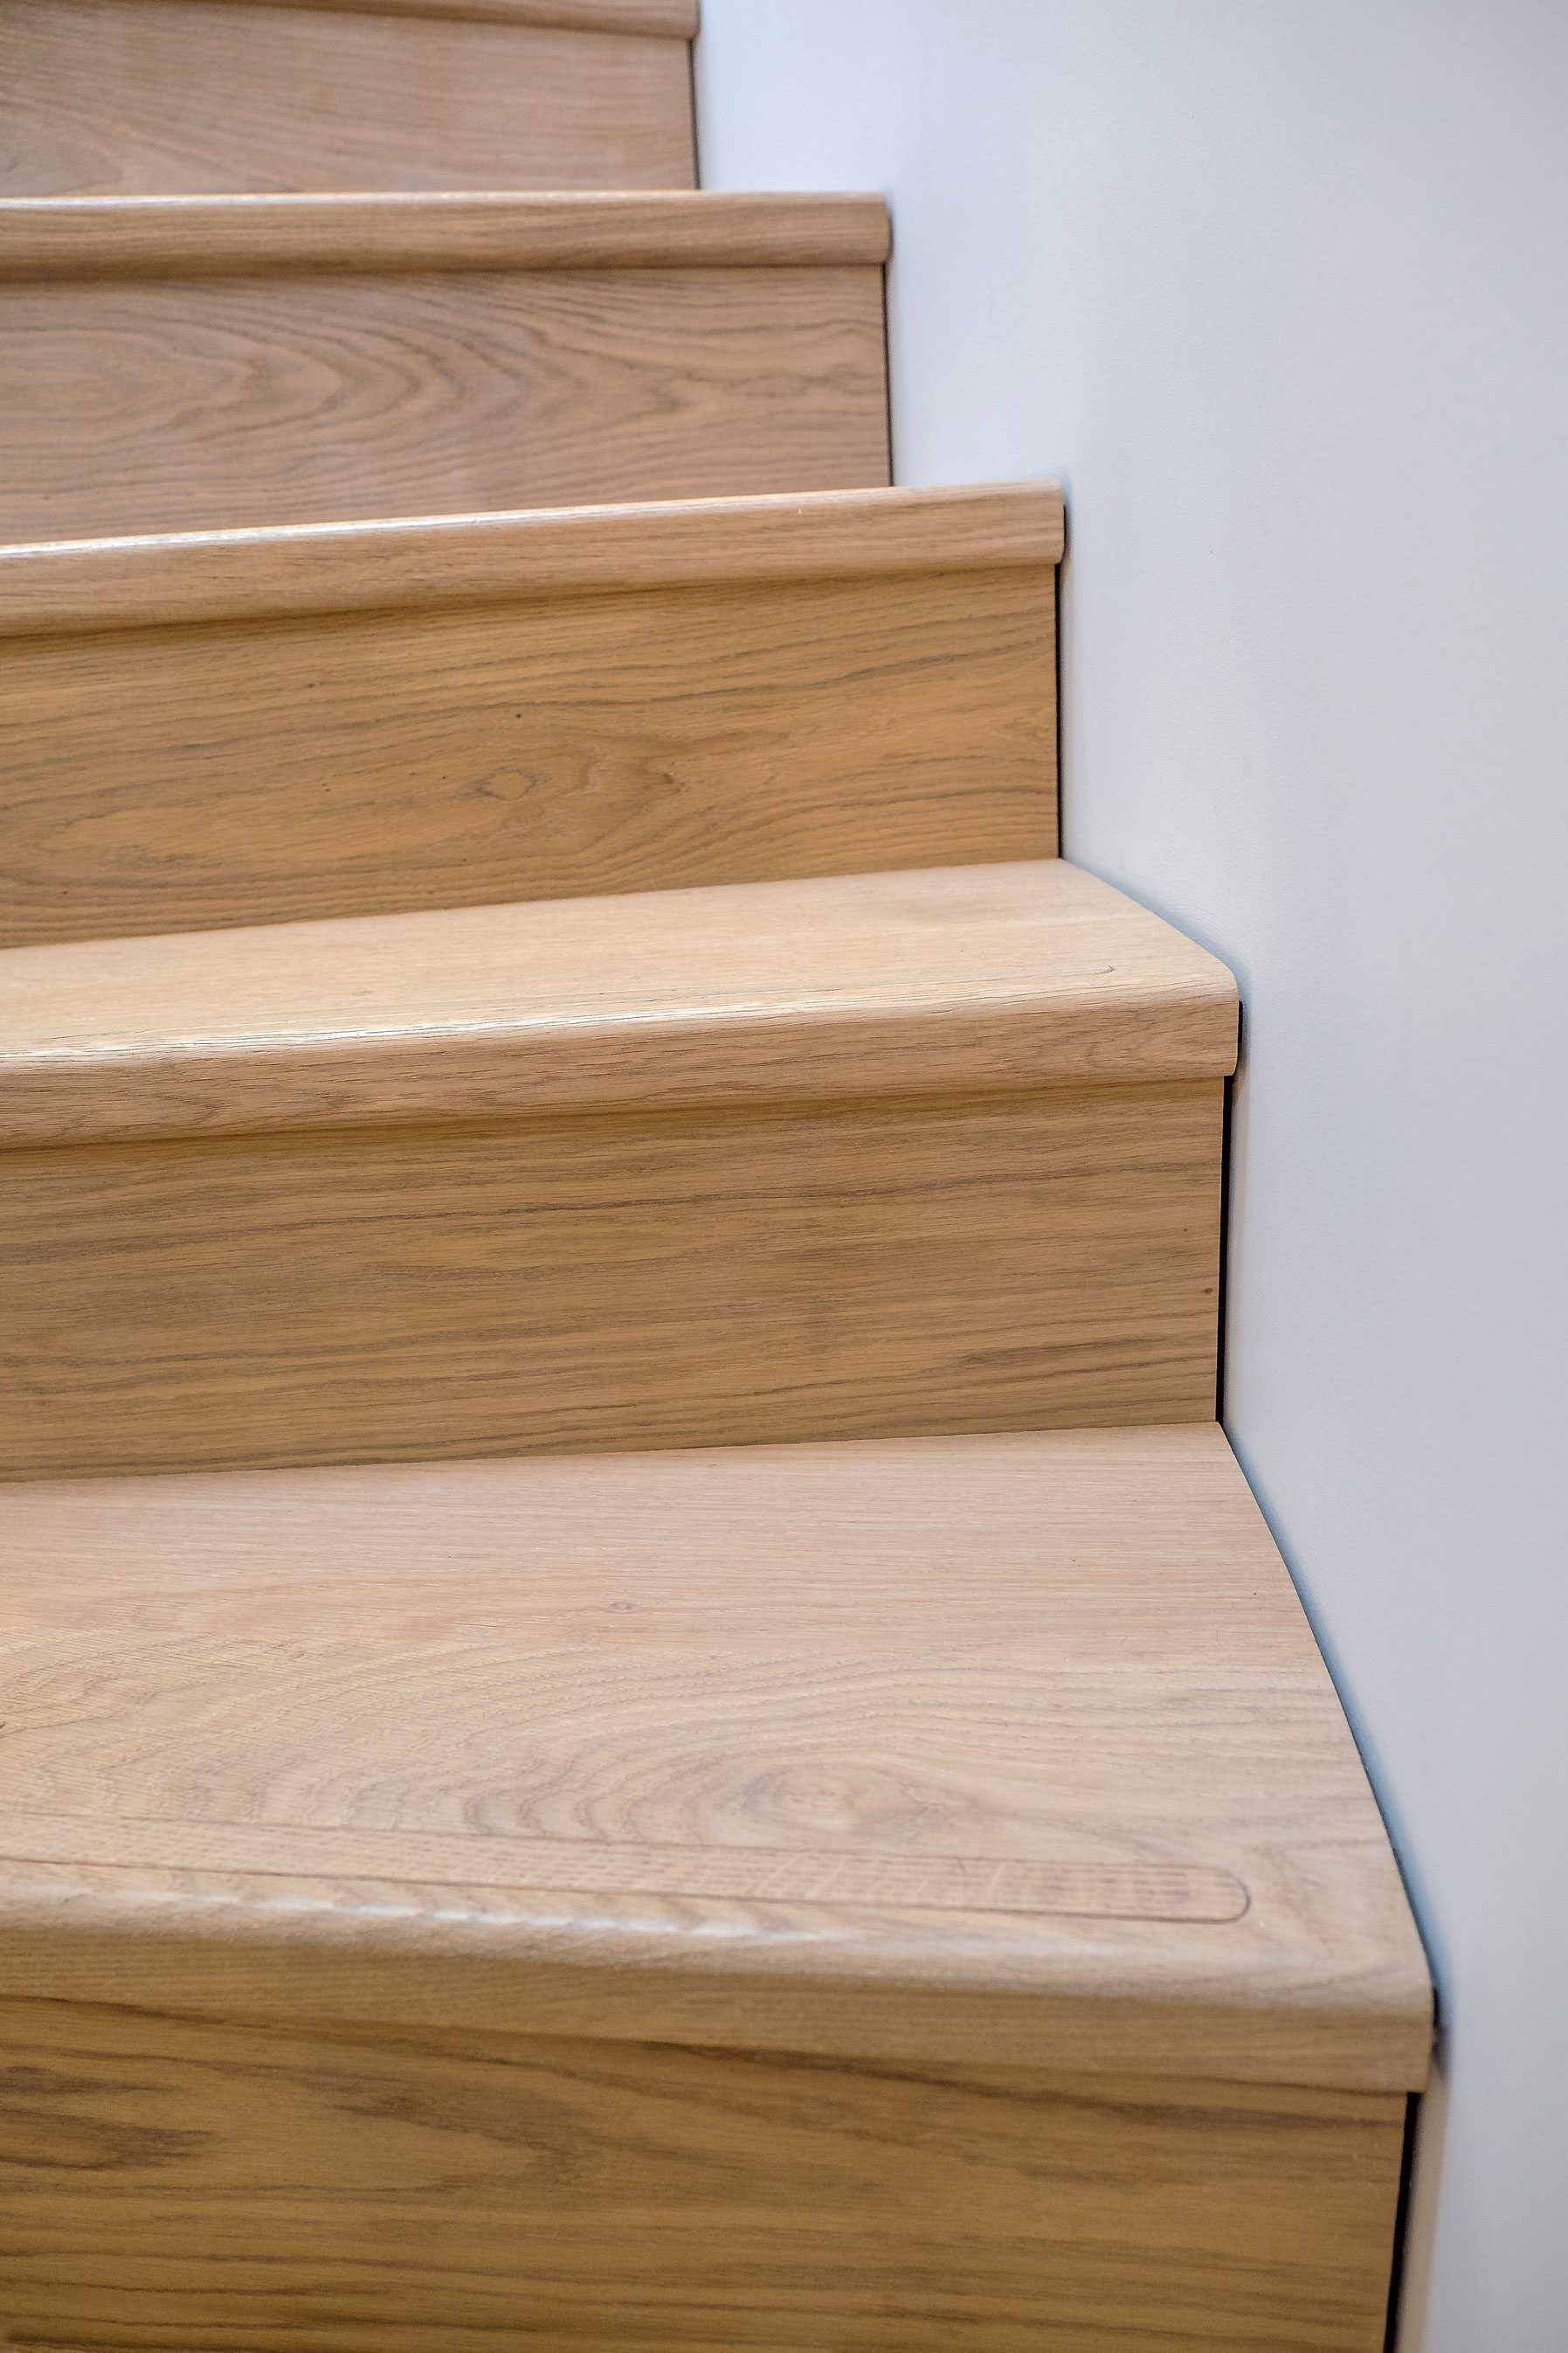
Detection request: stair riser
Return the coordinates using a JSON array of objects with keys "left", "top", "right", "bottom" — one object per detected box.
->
[
  {"left": 0, "top": 1996, "right": 1406, "bottom": 2353},
  {"left": 0, "top": 1083, "right": 1221, "bottom": 1479},
  {"left": 0, "top": 0, "right": 695, "bottom": 196},
  {"left": 1, "top": 566, "right": 1053, "bottom": 945},
  {"left": 0, "top": 264, "right": 888, "bottom": 541}
]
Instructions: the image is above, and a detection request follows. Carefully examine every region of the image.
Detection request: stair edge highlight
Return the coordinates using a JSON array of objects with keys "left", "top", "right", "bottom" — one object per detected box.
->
[
  {"left": 251, "top": 0, "right": 700, "bottom": 31},
  {"left": 0, "top": 483, "right": 1061, "bottom": 635},
  {"left": 0, "top": 862, "right": 1239, "bottom": 1147},
  {"left": 0, "top": 190, "right": 888, "bottom": 277}
]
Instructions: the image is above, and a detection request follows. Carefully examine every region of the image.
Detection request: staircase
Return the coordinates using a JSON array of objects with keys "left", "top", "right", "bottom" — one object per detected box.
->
[{"left": 0, "top": 6, "right": 1428, "bottom": 2347}]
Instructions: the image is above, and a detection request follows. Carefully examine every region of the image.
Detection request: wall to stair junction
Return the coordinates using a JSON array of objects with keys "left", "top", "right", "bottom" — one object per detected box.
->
[{"left": 694, "top": 5, "right": 1568, "bottom": 2348}]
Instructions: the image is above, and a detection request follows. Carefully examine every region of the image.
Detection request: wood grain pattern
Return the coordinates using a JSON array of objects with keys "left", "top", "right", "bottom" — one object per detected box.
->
[
  {"left": 0, "top": 192, "right": 890, "bottom": 275},
  {"left": 0, "top": 553, "right": 1053, "bottom": 945},
  {"left": 0, "top": 0, "right": 1423, "bottom": 2326},
  {"left": 0, "top": 862, "right": 1239, "bottom": 1145},
  {"left": 252, "top": 0, "right": 700, "bottom": 27},
  {"left": 0, "top": 1811, "right": 1254, "bottom": 1922},
  {"left": 0, "top": 1999, "right": 1411, "bottom": 2350},
  {"left": 0, "top": 482, "right": 1065, "bottom": 633},
  {"left": 253, "top": 0, "right": 701, "bottom": 28},
  {"left": 0, "top": 242, "right": 889, "bottom": 542},
  {"left": 0, "top": 1424, "right": 1432, "bottom": 2088},
  {"left": 0, "top": 0, "right": 697, "bottom": 197},
  {"left": 0, "top": 1082, "right": 1226, "bottom": 1480}
]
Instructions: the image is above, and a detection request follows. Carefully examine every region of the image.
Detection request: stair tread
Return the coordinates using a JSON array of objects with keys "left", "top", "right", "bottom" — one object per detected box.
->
[
  {"left": 0, "top": 861, "right": 1239, "bottom": 1147},
  {"left": 0, "top": 189, "right": 891, "bottom": 275},
  {"left": 255, "top": 1, "right": 701, "bottom": 28},
  {"left": 0, "top": 482, "right": 1064, "bottom": 634},
  {"left": 0, "top": 1423, "right": 1429, "bottom": 2089}
]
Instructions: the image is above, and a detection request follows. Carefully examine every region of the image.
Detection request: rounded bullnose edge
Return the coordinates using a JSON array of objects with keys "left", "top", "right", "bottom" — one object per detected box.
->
[
  {"left": 0, "top": 190, "right": 889, "bottom": 280},
  {"left": 0, "top": 481, "right": 1062, "bottom": 639},
  {"left": 266, "top": 1, "right": 698, "bottom": 30}
]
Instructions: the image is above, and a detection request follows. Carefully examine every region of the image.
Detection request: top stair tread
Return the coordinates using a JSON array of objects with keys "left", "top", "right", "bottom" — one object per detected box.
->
[
  {"left": 0, "top": 860, "right": 1240, "bottom": 1147},
  {"left": 0, "top": 1422, "right": 1430, "bottom": 2090}
]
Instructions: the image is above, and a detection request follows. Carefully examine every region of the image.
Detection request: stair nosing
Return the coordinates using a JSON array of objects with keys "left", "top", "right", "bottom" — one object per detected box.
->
[
  {"left": 0, "top": 482, "right": 1063, "bottom": 637},
  {"left": 0, "top": 862, "right": 1240, "bottom": 1149},
  {"left": 252, "top": 0, "right": 700, "bottom": 32},
  {"left": 0, "top": 1425, "right": 1432, "bottom": 2091},
  {"left": 0, "top": 190, "right": 889, "bottom": 280}
]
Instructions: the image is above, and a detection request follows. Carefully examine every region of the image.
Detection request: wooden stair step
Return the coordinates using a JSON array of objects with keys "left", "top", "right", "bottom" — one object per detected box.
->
[
  {"left": 0, "top": 0, "right": 698, "bottom": 197},
  {"left": 0, "top": 482, "right": 1061, "bottom": 946},
  {"left": 0, "top": 859, "right": 1238, "bottom": 1479},
  {"left": 0, "top": 192, "right": 891, "bottom": 540},
  {"left": 0, "top": 1, "right": 1433, "bottom": 2343},
  {"left": 0, "top": 1422, "right": 1430, "bottom": 2346},
  {"left": 1, "top": 855, "right": 1236, "bottom": 1145}
]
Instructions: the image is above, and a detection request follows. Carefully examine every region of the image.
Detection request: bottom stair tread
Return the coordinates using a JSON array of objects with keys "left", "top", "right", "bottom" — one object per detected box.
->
[
  {"left": 0, "top": 1422, "right": 1426, "bottom": 2091},
  {"left": 0, "top": 1423, "right": 1427, "bottom": 2351}
]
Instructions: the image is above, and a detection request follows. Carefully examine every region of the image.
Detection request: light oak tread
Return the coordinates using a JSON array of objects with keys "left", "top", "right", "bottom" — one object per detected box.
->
[
  {"left": 0, "top": 862, "right": 1238, "bottom": 1147},
  {"left": 0, "top": 190, "right": 889, "bottom": 275},
  {"left": 0, "top": 1423, "right": 1431, "bottom": 2089},
  {"left": 0, "top": 483, "right": 1063, "bottom": 636}
]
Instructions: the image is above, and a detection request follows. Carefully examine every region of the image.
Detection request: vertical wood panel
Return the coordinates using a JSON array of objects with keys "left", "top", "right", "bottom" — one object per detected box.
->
[
  {"left": 0, "top": 1997, "right": 1409, "bottom": 2351},
  {"left": 0, "top": 262, "right": 890, "bottom": 539},
  {"left": 0, "top": 1083, "right": 1223, "bottom": 1478},
  {"left": 0, "top": 567, "right": 1055, "bottom": 943},
  {"left": 0, "top": 0, "right": 697, "bottom": 195}
]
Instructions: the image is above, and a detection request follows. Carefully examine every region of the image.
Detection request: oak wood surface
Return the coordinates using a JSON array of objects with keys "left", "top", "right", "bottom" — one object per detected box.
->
[
  {"left": 255, "top": 0, "right": 701, "bottom": 26},
  {"left": 0, "top": 191, "right": 890, "bottom": 275},
  {"left": 253, "top": 0, "right": 702, "bottom": 26},
  {"left": 0, "top": 218, "right": 890, "bottom": 538},
  {"left": 0, "top": 481, "right": 1064, "bottom": 633},
  {"left": 0, "top": 1, "right": 697, "bottom": 196},
  {"left": 0, "top": 1424, "right": 1431, "bottom": 2089},
  {"left": 0, "top": 862, "right": 1239, "bottom": 1145},
  {"left": 8, "top": 0, "right": 701, "bottom": 37},
  {"left": 0, "top": 0, "right": 1423, "bottom": 2330},
  {"left": 0, "top": 541, "right": 1054, "bottom": 945},
  {"left": 0, "top": 1997, "right": 1410, "bottom": 2350},
  {"left": 0, "top": 1081, "right": 1226, "bottom": 1479}
]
